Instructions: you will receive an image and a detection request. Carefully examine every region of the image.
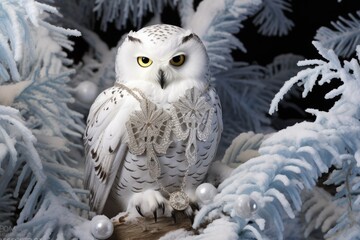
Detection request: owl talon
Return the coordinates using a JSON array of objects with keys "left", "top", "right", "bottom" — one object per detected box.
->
[
  {"left": 171, "top": 211, "right": 177, "bottom": 224},
  {"left": 136, "top": 205, "right": 144, "bottom": 217},
  {"left": 190, "top": 202, "right": 199, "bottom": 212},
  {"left": 190, "top": 213, "right": 195, "bottom": 225},
  {"left": 159, "top": 202, "right": 165, "bottom": 215},
  {"left": 127, "top": 190, "right": 169, "bottom": 220},
  {"left": 153, "top": 209, "right": 158, "bottom": 222}
]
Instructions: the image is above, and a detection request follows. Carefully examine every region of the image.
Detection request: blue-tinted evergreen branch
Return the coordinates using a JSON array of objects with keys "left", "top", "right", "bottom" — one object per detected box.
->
[
  {"left": 186, "top": 0, "right": 262, "bottom": 75},
  {"left": 217, "top": 54, "right": 303, "bottom": 153},
  {"left": 0, "top": 1, "right": 91, "bottom": 239},
  {"left": 253, "top": 0, "right": 294, "bottom": 36},
  {"left": 315, "top": 10, "right": 360, "bottom": 58},
  {"left": 94, "top": 0, "right": 178, "bottom": 31},
  {"left": 193, "top": 42, "right": 360, "bottom": 239}
]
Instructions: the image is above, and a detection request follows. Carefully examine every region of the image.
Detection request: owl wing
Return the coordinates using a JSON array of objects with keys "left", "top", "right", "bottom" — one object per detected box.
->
[
  {"left": 209, "top": 86, "right": 223, "bottom": 141},
  {"left": 84, "top": 86, "right": 136, "bottom": 213}
]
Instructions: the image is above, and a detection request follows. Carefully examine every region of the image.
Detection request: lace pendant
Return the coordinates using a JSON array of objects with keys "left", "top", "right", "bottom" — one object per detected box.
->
[
  {"left": 171, "top": 87, "right": 215, "bottom": 165},
  {"left": 126, "top": 99, "right": 172, "bottom": 179}
]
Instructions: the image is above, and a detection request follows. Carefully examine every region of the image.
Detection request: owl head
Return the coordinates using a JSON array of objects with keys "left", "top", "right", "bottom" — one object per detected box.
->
[{"left": 115, "top": 24, "right": 209, "bottom": 93}]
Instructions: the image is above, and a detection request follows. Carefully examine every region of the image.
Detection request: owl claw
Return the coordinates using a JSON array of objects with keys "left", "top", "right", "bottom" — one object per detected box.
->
[
  {"left": 159, "top": 202, "right": 165, "bottom": 215},
  {"left": 136, "top": 205, "right": 144, "bottom": 217},
  {"left": 171, "top": 211, "right": 177, "bottom": 224},
  {"left": 190, "top": 213, "right": 194, "bottom": 225},
  {"left": 190, "top": 202, "right": 199, "bottom": 212},
  {"left": 153, "top": 209, "right": 157, "bottom": 222},
  {"left": 127, "top": 190, "right": 168, "bottom": 220}
]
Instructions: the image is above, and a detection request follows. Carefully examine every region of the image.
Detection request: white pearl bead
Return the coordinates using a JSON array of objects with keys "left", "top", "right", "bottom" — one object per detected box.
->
[
  {"left": 90, "top": 215, "right": 114, "bottom": 239},
  {"left": 76, "top": 81, "right": 99, "bottom": 104},
  {"left": 195, "top": 183, "right": 217, "bottom": 204},
  {"left": 234, "top": 195, "right": 258, "bottom": 218}
]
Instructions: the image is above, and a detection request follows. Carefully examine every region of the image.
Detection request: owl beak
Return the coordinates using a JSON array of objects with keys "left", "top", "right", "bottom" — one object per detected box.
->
[{"left": 158, "top": 69, "right": 166, "bottom": 89}]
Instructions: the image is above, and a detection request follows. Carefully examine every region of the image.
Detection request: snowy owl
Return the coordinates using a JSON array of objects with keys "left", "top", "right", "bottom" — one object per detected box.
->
[{"left": 84, "top": 24, "right": 223, "bottom": 220}]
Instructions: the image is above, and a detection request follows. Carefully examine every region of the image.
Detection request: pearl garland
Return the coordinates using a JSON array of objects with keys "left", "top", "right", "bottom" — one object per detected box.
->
[
  {"left": 90, "top": 215, "right": 114, "bottom": 239},
  {"left": 234, "top": 195, "right": 258, "bottom": 218},
  {"left": 195, "top": 183, "right": 217, "bottom": 204},
  {"left": 75, "top": 81, "right": 99, "bottom": 104}
]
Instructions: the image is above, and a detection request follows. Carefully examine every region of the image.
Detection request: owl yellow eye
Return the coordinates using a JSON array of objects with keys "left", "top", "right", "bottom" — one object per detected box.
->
[
  {"left": 137, "top": 57, "right": 153, "bottom": 67},
  {"left": 170, "top": 54, "right": 186, "bottom": 67}
]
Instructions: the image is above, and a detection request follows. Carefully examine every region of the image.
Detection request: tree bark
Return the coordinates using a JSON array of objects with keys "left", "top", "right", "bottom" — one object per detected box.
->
[{"left": 110, "top": 213, "right": 195, "bottom": 240}]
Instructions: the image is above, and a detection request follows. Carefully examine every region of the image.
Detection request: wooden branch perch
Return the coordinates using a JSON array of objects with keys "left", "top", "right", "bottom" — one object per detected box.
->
[{"left": 110, "top": 213, "right": 196, "bottom": 240}]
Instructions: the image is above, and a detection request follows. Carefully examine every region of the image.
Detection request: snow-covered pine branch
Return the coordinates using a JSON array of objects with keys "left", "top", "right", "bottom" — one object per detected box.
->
[
  {"left": 302, "top": 187, "right": 345, "bottom": 238},
  {"left": 192, "top": 41, "right": 360, "bottom": 239},
  {"left": 217, "top": 54, "right": 303, "bottom": 153},
  {"left": 186, "top": 0, "right": 262, "bottom": 75},
  {"left": 315, "top": 10, "right": 360, "bottom": 58},
  {"left": 0, "top": 1, "right": 92, "bottom": 239},
  {"left": 321, "top": 155, "right": 360, "bottom": 239},
  {"left": 94, "top": 0, "right": 178, "bottom": 31},
  {"left": 0, "top": 0, "right": 80, "bottom": 84},
  {"left": 253, "top": 0, "right": 294, "bottom": 36}
]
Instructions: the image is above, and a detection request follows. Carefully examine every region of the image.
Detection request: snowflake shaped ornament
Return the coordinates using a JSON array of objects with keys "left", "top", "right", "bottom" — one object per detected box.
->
[
  {"left": 126, "top": 99, "right": 172, "bottom": 179},
  {"left": 171, "top": 88, "right": 215, "bottom": 165}
]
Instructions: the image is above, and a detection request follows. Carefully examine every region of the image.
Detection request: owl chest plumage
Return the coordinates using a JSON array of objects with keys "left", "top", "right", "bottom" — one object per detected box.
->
[
  {"left": 109, "top": 121, "right": 219, "bottom": 209},
  {"left": 108, "top": 85, "right": 221, "bottom": 209}
]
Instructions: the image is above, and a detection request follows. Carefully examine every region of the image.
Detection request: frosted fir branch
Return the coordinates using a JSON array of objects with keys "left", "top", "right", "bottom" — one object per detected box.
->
[
  {"left": 215, "top": 62, "right": 267, "bottom": 153},
  {"left": 271, "top": 41, "right": 360, "bottom": 118},
  {"left": 0, "top": 0, "right": 80, "bottom": 83},
  {"left": 15, "top": 68, "right": 84, "bottom": 141},
  {"left": 177, "top": 0, "right": 194, "bottom": 27},
  {"left": 269, "top": 41, "right": 343, "bottom": 115},
  {"left": 67, "top": 22, "right": 118, "bottom": 89},
  {"left": 9, "top": 191, "right": 91, "bottom": 240},
  {"left": 186, "top": 0, "right": 262, "bottom": 75},
  {"left": 253, "top": 0, "right": 294, "bottom": 36},
  {"left": 0, "top": 80, "right": 32, "bottom": 106},
  {"left": 217, "top": 54, "right": 303, "bottom": 153},
  {"left": 39, "top": 20, "right": 81, "bottom": 38},
  {"left": 0, "top": 106, "right": 44, "bottom": 225},
  {"left": 221, "top": 131, "right": 269, "bottom": 168},
  {"left": 0, "top": 192, "right": 17, "bottom": 223},
  {"left": 55, "top": 0, "right": 96, "bottom": 28},
  {"left": 194, "top": 42, "right": 360, "bottom": 239},
  {"left": 315, "top": 11, "right": 360, "bottom": 58},
  {"left": 3, "top": 126, "right": 90, "bottom": 239},
  {"left": 193, "top": 217, "right": 242, "bottom": 240},
  {"left": 0, "top": 1, "right": 90, "bottom": 238},
  {"left": 94, "top": 0, "right": 178, "bottom": 31},
  {"left": 302, "top": 188, "right": 345, "bottom": 238},
  {"left": 194, "top": 120, "right": 344, "bottom": 239},
  {"left": 318, "top": 157, "right": 360, "bottom": 240}
]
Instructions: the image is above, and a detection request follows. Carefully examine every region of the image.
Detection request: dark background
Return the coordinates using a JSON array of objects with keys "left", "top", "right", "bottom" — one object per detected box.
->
[
  {"left": 235, "top": 0, "right": 360, "bottom": 123},
  {"left": 237, "top": 0, "right": 360, "bottom": 64}
]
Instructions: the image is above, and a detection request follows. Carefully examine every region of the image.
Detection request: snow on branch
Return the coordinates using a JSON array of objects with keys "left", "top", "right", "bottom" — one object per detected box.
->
[
  {"left": 302, "top": 187, "right": 345, "bottom": 238},
  {"left": 0, "top": 0, "right": 80, "bottom": 84},
  {"left": 193, "top": 42, "right": 360, "bottom": 239},
  {"left": 0, "top": 1, "right": 91, "bottom": 239}
]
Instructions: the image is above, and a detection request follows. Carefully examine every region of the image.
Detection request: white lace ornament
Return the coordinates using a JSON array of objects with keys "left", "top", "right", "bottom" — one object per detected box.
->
[
  {"left": 171, "top": 87, "right": 214, "bottom": 166},
  {"left": 126, "top": 99, "right": 172, "bottom": 179},
  {"left": 122, "top": 84, "right": 214, "bottom": 211}
]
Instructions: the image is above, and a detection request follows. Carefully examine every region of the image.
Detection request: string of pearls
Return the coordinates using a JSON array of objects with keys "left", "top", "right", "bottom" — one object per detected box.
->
[{"left": 90, "top": 215, "right": 113, "bottom": 239}]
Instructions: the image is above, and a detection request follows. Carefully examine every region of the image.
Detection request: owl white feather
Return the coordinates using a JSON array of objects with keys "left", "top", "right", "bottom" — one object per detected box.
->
[{"left": 84, "top": 24, "right": 223, "bottom": 220}]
